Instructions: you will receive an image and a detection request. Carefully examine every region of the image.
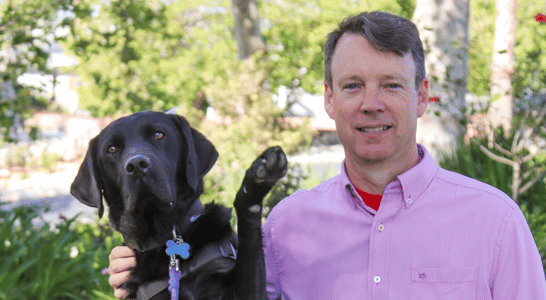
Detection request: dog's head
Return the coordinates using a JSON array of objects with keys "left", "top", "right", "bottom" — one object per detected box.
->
[{"left": 71, "top": 111, "right": 218, "bottom": 245}]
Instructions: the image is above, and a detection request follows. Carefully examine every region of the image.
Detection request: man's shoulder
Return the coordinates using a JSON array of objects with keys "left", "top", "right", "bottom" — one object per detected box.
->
[
  {"left": 269, "top": 174, "right": 343, "bottom": 213},
  {"left": 434, "top": 167, "right": 517, "bottom": 209}
]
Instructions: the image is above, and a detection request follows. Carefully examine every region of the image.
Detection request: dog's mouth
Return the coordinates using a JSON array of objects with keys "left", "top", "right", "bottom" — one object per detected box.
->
[
  {"left": 118, "top": 175, "right": 180, "bottom": 251},
  {"left": 118, "top": 188, "right": 175, "bottom": 250}
]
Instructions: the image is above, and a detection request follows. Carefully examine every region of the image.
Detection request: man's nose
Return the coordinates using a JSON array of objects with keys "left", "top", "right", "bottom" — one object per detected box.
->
[{"left": 359, "top": 87, "right": 385, "bottom": 113}]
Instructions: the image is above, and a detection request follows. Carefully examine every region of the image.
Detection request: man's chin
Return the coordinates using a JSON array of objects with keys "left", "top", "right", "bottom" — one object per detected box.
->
[{"left": 351, "top": 145, "right": 394, "bottom": 164}]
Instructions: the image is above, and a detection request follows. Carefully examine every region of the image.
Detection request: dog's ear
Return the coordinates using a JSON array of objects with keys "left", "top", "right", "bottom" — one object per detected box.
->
[
  {"left": 70, "top": 136, "right": 105, "bottom": 218},
  {"left": 171, "top": 115, "right": 219, "bottom": 192}
]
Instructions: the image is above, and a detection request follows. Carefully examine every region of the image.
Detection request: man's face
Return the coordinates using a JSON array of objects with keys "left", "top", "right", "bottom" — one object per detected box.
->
[{"left": 324, "top": 33, "right": 428, "bottom": 166}]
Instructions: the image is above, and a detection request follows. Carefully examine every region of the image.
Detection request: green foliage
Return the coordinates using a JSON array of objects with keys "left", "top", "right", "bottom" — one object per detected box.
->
[
  {"left": 3, "top": 143, "right": 63, "bottom": 173},
  {"left": 193, "top": 51, "right": 313, "bottom": 205},
  {"left": 0, "top": 203, "right": 123, "bottom": 299},
  {"left": 0, "top": 0, "right": 72, "bottom": 142},
  {"left": 513, "top": 0, "right": 546, "bottom": 99},
  {"left": 263, "top": 163, "right": 308, "bottom": 218},
  {"left": 467, "top": 0, "right": 495, "bottom": 96},
  {"left": 467, "top": 0, "right": 546, "bottom": 98},
  {"left": 66, "top": 0, "right": 235, "bottom": 119},
  {"left": 66, "top": 0, "right": 416, "bottom": 115},
  {"left": 261, "top": 0, "right": 415, "bottom": 95}
]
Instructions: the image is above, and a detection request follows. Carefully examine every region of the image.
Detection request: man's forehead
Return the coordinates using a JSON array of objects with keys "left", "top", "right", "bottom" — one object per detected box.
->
[{"left": 332, "top": 33, "right": 415, "bottom": 82}]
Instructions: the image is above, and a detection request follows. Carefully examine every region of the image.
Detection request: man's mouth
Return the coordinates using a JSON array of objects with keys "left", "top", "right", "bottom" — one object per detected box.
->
[{"left": 357, "top": 126, "right": 392, "bottom": 132}]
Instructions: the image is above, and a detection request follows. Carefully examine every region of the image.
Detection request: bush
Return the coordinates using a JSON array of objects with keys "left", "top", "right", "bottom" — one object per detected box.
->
[{"left": 0, "top": 203, "right": 123, "bottom": 299}]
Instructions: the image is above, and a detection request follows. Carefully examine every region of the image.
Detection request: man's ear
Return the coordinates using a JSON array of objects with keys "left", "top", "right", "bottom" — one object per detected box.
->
[
  {"left": 324, "top": 80, "right": 334, "bottom": 119},
  {"left": 417, "top": 77, "right": 429, "bottom": 118}
]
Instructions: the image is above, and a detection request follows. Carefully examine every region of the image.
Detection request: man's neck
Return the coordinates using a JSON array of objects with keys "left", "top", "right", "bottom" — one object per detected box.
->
[{"left": 345, "top": 147, "right": 420, "bottom": 195}]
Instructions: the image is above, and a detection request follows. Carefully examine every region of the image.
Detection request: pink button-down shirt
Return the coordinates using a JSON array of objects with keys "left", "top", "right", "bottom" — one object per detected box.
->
[{"left": 264, "top": 144, "right": 546, "bottom": 299}]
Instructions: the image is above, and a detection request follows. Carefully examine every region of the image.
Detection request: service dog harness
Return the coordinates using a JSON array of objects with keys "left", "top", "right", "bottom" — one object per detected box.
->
[{"left": 136, "top": 200, "right": 237, "bottom": 300}]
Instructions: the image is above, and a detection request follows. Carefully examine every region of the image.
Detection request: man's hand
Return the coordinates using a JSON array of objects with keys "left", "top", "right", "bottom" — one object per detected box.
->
[{"left": 108, "top": 246, "right": 136, "bottom": 299}]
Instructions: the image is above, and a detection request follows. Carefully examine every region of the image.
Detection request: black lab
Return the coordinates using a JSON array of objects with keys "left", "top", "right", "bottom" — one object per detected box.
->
[{"left": 70, "top": 111, "right": 287, "bottom": 300}]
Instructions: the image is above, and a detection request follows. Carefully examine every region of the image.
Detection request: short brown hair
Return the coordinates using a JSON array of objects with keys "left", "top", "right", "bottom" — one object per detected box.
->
[{"left": 324, "top": 11, "right": 425, "bottom": 90}]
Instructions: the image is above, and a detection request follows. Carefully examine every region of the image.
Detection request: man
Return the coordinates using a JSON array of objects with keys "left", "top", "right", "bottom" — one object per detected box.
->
[{"left": 108, "top": 11, "right": 546, "bottom": 300}]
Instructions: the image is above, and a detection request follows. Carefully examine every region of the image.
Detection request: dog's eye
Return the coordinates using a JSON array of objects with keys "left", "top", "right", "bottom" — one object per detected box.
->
[
  {"left": 155, "top": 131, "right": 165, "bottom": 140},
  {"left": 107, "top": 146, "right": 117, "bottom": 154}
]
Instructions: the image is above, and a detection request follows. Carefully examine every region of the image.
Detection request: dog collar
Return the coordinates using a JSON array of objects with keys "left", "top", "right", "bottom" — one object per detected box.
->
[{"left": 125, "top": 200, "right": 205, "bottom": 252}]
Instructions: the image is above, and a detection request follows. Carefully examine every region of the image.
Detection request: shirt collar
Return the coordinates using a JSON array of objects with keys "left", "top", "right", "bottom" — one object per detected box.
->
[
  {"left": 395, "top": 144, "right": 438, "bottom": 208},
  {"left": 341, "top": 144, "right": 438, "bottom": 210}
]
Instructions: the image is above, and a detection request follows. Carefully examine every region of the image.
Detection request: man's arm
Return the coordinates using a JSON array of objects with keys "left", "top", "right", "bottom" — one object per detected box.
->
[
  {"left": 490, "top": 207, "right": 546, "bottom": 299},
  {"left": 263, "top": 212, "right": 282, "bottom": 300}
]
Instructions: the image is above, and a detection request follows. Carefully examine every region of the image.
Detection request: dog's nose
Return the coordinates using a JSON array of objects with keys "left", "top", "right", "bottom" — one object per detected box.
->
[{"left": 125, "top": 155, "right": 152, "bottom": 175}]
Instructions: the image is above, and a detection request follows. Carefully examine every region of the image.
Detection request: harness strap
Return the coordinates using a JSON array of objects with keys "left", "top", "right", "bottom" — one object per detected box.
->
[{"left": 137, "top": 233, "right": 237, "bottom": 299}]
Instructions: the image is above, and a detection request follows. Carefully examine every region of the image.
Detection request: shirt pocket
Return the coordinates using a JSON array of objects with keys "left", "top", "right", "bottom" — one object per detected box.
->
[{"left": 410, "top": 267, "right": 477, "bottom": 300}]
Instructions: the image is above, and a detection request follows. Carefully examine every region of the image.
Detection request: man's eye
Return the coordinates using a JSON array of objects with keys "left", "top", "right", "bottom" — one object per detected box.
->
[
  {"left": 108, "top": 146, "right": 117, "bottom": 154},
  {"left": 344, "top": 84, "right": 358, "bottom": 90},
  {"left": 386, "top": 83, "right": 402, "bottom": 89}
]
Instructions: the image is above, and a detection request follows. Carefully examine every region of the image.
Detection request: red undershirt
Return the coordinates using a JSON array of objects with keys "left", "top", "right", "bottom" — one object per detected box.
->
[{"left": 354, "top": 186, "right": 382, "bottom": 211}]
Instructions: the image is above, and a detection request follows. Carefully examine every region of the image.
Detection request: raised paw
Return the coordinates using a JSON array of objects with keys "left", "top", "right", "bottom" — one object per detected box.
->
[
  {"left": 235, "top": 146, "right": 288, "bottom": 212},
  {"left": 251, "top": 146, "right": 287, "bottom": 185}
]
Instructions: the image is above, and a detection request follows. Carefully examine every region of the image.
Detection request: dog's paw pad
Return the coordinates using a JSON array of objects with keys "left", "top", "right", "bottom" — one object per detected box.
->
[
  {"left": 252, "top": 146, "right": 287, "bottom": 183},
  {"left": 256, "top": 164, "right": 268, "bottom": 181},
  {"left": 248, "top": 204, "right": 261, "bottom": 213}
]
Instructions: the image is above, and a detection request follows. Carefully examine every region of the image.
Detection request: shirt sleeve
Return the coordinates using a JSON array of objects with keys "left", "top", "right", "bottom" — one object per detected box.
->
[
  {"left": 490, "top": 206, "right": 546, "bottom": 299},
  {"left": 263, "top": 211, "right": 281, "bottom": 300}
]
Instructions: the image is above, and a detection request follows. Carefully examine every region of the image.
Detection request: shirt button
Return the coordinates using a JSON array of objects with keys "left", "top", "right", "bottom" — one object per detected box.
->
[
  {"left": 378, "top": 224, "right": 385, "bottom": 231},
  {"left": 374, "top": 276, "right": 381, "bottom": 283},
  {"left": 406, "top": 198, "right": 412, "bottom": 204}
]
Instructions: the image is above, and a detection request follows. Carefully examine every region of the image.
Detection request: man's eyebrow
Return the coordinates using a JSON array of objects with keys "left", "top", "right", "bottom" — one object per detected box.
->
[
  {"left": 337, "top": 74, "right": 408, "bottom": 83},
  {"left": 381, "top": 74, "right": 407, "bottom": 81},
  {"left": 336, "top": 75, "right": 364, "bottom": 84}
]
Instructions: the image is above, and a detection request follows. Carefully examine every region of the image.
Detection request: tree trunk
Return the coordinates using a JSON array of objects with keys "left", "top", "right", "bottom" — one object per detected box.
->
[
  {"left": 413, "top": 0, "right": 470, "bottom": 160},
  {"left": 231, "top": 0, "right": 265, "bottom": 60},
  {"left": 489, "top": 0, "right": 517, "bottom": 134}
]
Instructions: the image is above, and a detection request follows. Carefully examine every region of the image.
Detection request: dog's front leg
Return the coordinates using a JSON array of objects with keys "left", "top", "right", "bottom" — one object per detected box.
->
[{"left": 233, "top": 146, "right": 287, "bottom": 300}]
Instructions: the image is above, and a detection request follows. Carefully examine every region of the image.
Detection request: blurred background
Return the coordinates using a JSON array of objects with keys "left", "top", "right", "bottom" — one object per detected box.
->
[{"left": 0, "top": 0, "right": 545, "bottom": 298}]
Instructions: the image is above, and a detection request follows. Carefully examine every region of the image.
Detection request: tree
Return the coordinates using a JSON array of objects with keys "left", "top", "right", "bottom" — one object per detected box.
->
[
  {"left": 475, "top": 0, "right": 546, "bottom": 203},
  {"left": 488, "top": 0, "right": 517, "bottom": 134},
  {"left": 68, "top": 0, "right": 196, "bottom": 118},
  {"left": 413, "top": 0, "right": 470, "bottom": 160},
  {"left": 0, "top": 0, "right": 73, "bottom": 142},
  {"left": 476, "top": 104, "right": 546, "bottom": 202},
  {"left": 231, "top": 0, "right": 264, "bottom": 59}
]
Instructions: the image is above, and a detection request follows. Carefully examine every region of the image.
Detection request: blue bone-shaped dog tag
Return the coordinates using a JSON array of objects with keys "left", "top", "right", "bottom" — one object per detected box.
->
[{"left": 166, "top": 240, "right": 190, "bottom": 259}]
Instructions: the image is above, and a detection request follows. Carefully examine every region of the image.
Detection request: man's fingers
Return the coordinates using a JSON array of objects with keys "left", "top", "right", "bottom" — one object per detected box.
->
[
  {"left": 109, "top": 246, "right": 135, "bottom": 261},
  {"left": 109, "top": 270, "right": 132, "bottom": 287},
  {"left": 108, "top": 256, "right": 137, "bottom": 274},
  {"left": 109, "top": 267, "right": 135, "bottom": 300},
  {"left": 113, "top": 286, "right": 132, "bottom": 300}
]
